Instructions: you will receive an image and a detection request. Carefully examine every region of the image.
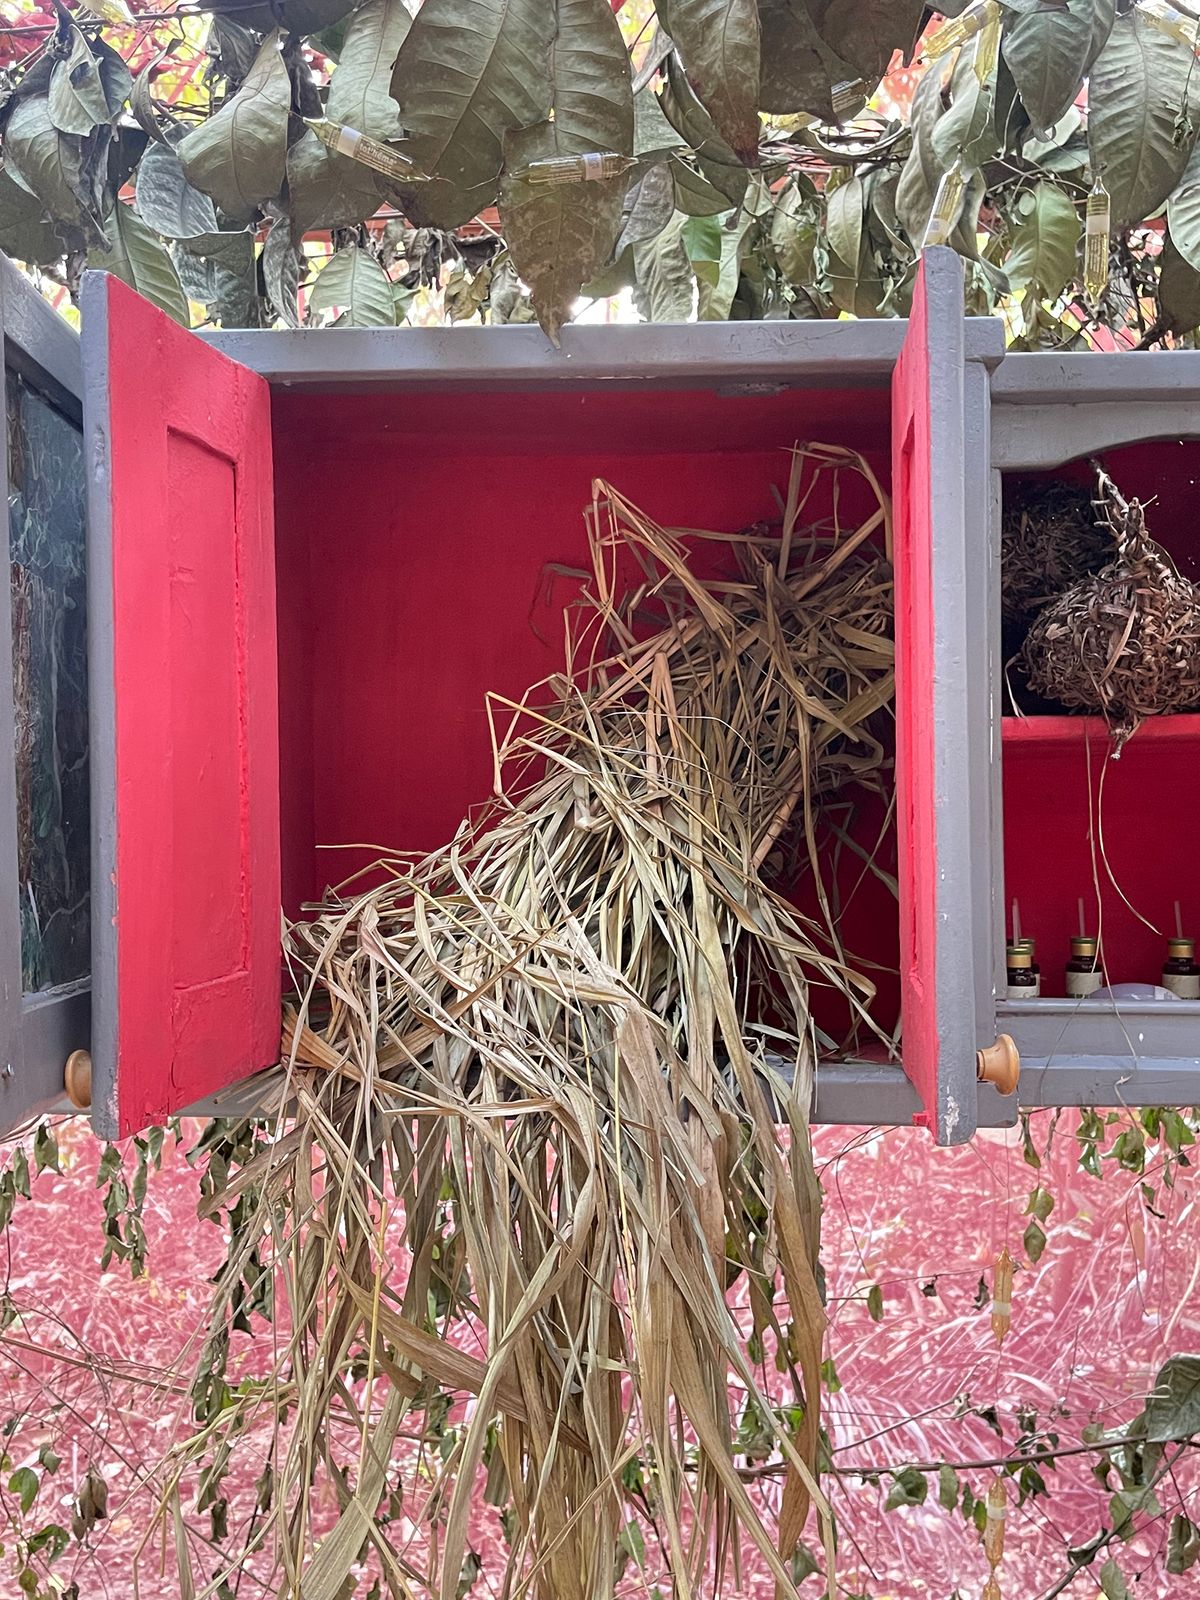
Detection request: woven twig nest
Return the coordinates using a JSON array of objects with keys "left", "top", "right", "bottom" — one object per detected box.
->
[
  {"left": 1002, "top": 478, "right": 1110, "bottom": 627},
  {"left": 1022, "top": 465, "right": 1200, "bottom": 750}
]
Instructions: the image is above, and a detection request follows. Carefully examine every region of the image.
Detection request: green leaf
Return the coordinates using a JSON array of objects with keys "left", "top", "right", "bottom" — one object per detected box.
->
[
  {"left": 285, "top": 132, "right": 383, "bottom": 240},
  {"left": 816, "top": 0, "right": 925, "bottom": 98},
  {"left": 0, "top": 163, "right": 64, "bottom": 265},
  {"left": 1023, "top": 1217, "right": 1047, "bottom": 1264},
  {"left": 262, "top": 211, "right": 302, "bottom": 328},
  {"left": 33, "top": 1123, "right": 60, "bottom": 1175},
  {"left": 211, "top": 0, "right": 361, "bottom": 32},
  {"left": 327, "top": 0, "right": 413, "bottom": 141},
  {"left": 826, "top": 174, "right": 864, "bottom": 282},
  {"left": 633, "top": 209, "right": 695, "bottom": 321},
  {"left": 92, "top": 37, "right": 134, "bottom": 120},
  {"left": 937, "top": 1463, "right": 959, "bottom": 1511},
  {"left": 309, "top": 245, "right": 396, "bottom": 327},
  {"left": 89, "top": 202, "right": 190, "bottom": 326},
  {"left": 667, "top": 0, "right": 759, "bottom": 165},
  {"left": 7, "top": 1466, "right": 39, "bottom": 1516},
  {"left": 175, "top": 230, "right": 259, "bottom": 327},
  {"left": 3, "top": 98, "right": 98, "bottom": 238},
  {"left": 616, "top": 163, "right": 676, "bottom": 255},
  {"left": 134, "top": 143, "right": 220, "bottom": 240},
  {"left": 931, "top": 49, "right": 1001, "bottom": 173},
  {"left": 498, "top": 0, "right": 634, "bottom": 343},
  {"left": 634, "top": 87, "right": 685, "bottom": 164},
  {"left": 1168, "top": 140, "right": 1200, "bottom": 274},
  {"left": 1099, "top": 1558, "right": 1129, "bottom": 1598},
  {"left": 389, "top": 0, "right": 555, "bottom": 229},
  {"left": 671, "top": 157, "right": 733, "bottom": 217},
  {"left": 1001, "top": 0, "right": 1115, "bottom": 134},
  {"left": 49, "top": 26, "right": 113, "bottom": 136},
  {"left": 1167, "top": 1513, "right": 1200, "bottom": 1575},
  {"left": 659, "top": 56, "right": 748, "bottom": 210},
  {"left": 37, "top": 1445, "right": 61, "bottom": 1475},
  {"left": 896, "top": 53, "right": 953, "bottom": 243},
  {"left": 1022, "top": 1182, "right": 1058, "bottom": 1222},
  {"left": 1142, "top": 1353, "right": 1200, "bottom": 1442},
  {"left": 1088, "top": 8, "right": 1200, "bottom": 233},
  {"left": 177, "top": 31, "right": 291, "bottom": 221},
  {"left": 866, "top": 1283, "right": 884, "bottom": 1323},
  {"left": 790, "top": 1541, "right": 821, "bottom": 1584},
  {"left": 696, "top": 207, "right": 753, "bottom": 321},
  {"left": 885, "top": 1465, "right": 928, "bottom": 1511}
]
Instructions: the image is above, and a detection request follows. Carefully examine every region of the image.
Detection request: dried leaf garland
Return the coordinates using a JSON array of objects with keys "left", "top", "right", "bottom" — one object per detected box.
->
[{"left": 163, "top": 446, "right": 898, "bottom": 1600}]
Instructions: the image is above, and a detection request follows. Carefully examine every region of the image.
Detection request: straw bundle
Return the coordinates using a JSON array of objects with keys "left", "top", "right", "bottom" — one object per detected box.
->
[
  {"left": 169, "top": 446, "right": 895, "bottom": 1600},
  {"left": 1022, "top": 465, "right": 1200, "bottom": 750},
  {"left": 1001, "top": 478, "right": 1110, "bottom": 628}
]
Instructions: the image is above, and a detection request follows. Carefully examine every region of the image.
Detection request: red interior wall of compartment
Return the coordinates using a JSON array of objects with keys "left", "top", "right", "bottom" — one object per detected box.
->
[
  {"left": 270, "top": 384, "right": 899, "bottom": 1040},
  {"left": 1003, "top": 439, "right": 1200, "bottom": 989}
]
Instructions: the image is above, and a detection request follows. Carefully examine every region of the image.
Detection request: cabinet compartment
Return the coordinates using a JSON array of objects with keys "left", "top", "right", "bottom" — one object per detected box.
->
[
  {"left": 269, "top": 384, "right": 901, "bottom": 1052},
  {"left": 992, "top": 396, "right": 1200, "bottom": 1092}
]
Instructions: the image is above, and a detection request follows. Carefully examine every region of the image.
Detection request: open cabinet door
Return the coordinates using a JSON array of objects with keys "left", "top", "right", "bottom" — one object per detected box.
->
[
  {"left": 81, "top": 274, "right": 281, "bottom": 1138},
  {"left": 892, "top": 247, "right": 988, "bottom": 1145}
]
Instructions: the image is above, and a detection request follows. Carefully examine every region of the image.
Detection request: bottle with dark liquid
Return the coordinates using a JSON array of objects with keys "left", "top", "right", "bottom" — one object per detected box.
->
[
  {"left": 1065, "top": 935, "right": 1101, "bottom": 998},
  {"left": 1017, "top": 937, "right": 1040, "bottom": 996},
  {"left": 1006, "top": 944, "right": 1037, "bottom": 1000},
  {"left": 1162, "top": 937, "right": 1200, "bottom": 999}
]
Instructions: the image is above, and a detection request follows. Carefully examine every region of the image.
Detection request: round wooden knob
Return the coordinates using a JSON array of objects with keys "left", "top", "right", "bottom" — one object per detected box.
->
[
  {"left": 64, "top": 1049, "right": 92, "bottom": 1111},
  {"left": 976, "top": 1034, "right": 1019, "bottom": 1096}
]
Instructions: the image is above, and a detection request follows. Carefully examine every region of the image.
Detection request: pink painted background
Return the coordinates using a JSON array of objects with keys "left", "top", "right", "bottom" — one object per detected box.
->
[{"left": 3, "top": 1110, "right": 1198, "bottom": 1598}]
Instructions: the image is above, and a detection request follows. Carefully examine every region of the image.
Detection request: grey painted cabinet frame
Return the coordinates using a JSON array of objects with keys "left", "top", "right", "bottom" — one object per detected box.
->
[{"left": 0, "top": 258, "right": 90, "bottom": 1132}]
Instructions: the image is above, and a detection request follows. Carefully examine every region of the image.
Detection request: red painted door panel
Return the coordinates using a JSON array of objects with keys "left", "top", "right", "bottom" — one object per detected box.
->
[
  {"left": 891, "top": 248, "right": 981, "bottom": 1144},
  {"left": 81, "top": 274, "right": 281, "bottom": 1138}
]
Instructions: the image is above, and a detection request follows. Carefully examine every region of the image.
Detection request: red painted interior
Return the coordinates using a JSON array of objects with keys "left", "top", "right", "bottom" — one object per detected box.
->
[
  {"left": 1003, "top": 439, "right": 1200, "bottom": 991},
  {"left": 100, "top": 278, "right": 281, "bottom": 1135},
  {"left": 890, "top": 264, "right": 939, "bottom": 1125},
  {"left": 270, "top": 383, "right": 900, "bottom": 1046}
]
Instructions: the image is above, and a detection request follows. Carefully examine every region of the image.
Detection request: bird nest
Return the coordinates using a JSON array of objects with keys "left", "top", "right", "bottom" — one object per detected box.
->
[
  {"left": 1022, "top": 465, "right": 1200, "bottom": 751},
  {"left": 1001, "top": 478, "right": 1110, "bottom": 628}
]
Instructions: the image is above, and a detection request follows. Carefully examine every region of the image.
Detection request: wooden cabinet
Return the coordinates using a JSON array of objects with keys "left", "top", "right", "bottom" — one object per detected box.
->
[{"left": 0, "top": 248, "right": 1037, "bottom": 1145}]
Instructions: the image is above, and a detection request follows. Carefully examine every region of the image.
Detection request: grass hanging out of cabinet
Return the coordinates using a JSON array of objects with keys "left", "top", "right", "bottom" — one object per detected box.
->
[{"left": 166, "top": 445, "right": 897, "bottom": 1600}]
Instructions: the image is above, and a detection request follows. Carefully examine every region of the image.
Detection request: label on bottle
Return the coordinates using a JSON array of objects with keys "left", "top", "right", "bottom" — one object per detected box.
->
[
  {"left": 1006, "top": 977, "right": 1040, "bottom": 1001},
  {"left": 1065, "top": 969, "right": 1102, "bottom": 998},
  {"left": 1163, "top": 971, "right": 1200, "bottom": 999}
]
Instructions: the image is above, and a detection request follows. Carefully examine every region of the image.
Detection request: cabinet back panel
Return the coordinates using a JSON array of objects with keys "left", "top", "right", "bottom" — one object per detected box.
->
[{"left": 271, "top": 385, "right": 899, "bottom": 1041}]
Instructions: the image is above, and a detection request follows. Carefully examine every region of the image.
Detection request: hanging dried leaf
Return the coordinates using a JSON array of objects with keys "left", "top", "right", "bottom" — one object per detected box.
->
[
  {"left": 49, "top": 25, "right": 113, "bottom": 136},
  {"left": 87, "top": 199, "right": 190, "bottom": 326},
  {"left": 1001, "top": 0, "right": 1114, "bottom": 135},
  {"left": 389, "top": 0, "right": 555, "bottom": 228},
  {"left": 326, "top": 0, "right": 413, "bottom": 140},
  {"left": 666, "top": 0, "right": 760, "bottom": 165},
  {"left": 177, "top": 31, "right": 291, "bottom": 221},
  {"left": 499, "top": 0, "right": 633, "bottom": 343},
  {"left": 1087, "top": 8, "right": 1200, "bottom": 233},
  {"left": 309, "top": 242, "right": 396, "bottom": 326}
]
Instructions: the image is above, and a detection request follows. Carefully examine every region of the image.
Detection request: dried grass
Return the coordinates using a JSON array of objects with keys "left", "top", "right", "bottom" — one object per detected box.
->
[
  {"left": 1001, "top": 478, "right": 1109, "bottom": 629},
  {"left": 1022, "top": 464, "right": 1200, "bottom": 751},
  {"left": 160, "top": 445, "right": 896, "bottom": 1600}
]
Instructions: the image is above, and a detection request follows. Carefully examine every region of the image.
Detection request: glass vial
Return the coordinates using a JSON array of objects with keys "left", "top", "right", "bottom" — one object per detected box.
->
[
  {"left": 306, "top": 117, "right": 420, "bottom": 183},
  {"left": 1084, "top": 178, "right": 1111, "bottom": 311},
  {"left": 1006, "top": 944, "right": 1038, "bottom": 1001},
  {"left": 1065, "top": 935, "right": 1102, "bottom": 998},
  {"left": 1163, "top": 937, "right": 1200, "bottom": 999}
]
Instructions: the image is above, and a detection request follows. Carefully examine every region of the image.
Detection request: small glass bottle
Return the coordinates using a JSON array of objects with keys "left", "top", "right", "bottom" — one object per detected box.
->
[
  {"left": 1006, "top": 944, "right": 1037, "bottom": 1001},
  {"left": 1065, "top": 936, "right": 1102, "bottom": 998},
  {"left": 1162, "top": 937, "right": 1200, "bottom": 999},
  {"left": 1017, "top": 938, "right": 1040, "bottom": 996}
]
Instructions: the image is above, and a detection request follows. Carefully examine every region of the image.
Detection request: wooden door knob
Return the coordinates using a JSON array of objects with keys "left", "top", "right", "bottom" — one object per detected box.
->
[
  {"left": 977, "top": 1035, "right": 1019, "bottom": 1096},
  {"left": 64, "top": 1049, "right": 92, "bottom": 1111}
]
